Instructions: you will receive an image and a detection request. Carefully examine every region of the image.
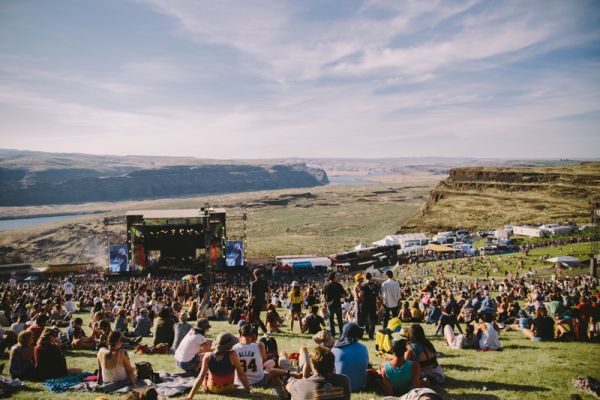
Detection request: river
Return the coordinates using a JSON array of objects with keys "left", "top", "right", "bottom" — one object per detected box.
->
[{"left": 0, "top": 214, "right": 91, "bottom": 231}]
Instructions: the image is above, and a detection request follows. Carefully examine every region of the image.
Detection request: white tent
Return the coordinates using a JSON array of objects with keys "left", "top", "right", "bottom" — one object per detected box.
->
[{"left": 546, "top": 256, "right": 579, "bottom": 264}]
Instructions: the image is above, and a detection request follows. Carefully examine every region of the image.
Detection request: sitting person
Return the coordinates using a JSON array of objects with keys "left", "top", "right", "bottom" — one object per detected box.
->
[
  {"left": 444, "top": 323, "right": 478, "bottom": 350},
  {"left": 435, "top": 305, "right": 462, "bottom": 336},
  {"left": 172, "top": 313, "right": 193, "bottom": 352},
  {"left": 233, "top": 323, "right": 300, "bottom": 396},
  {"left": 9, "top": 330, "right": 35, "bottom": 380},
  {"left": 133, "top": 309, "right": 152, "bottom": 337},
  {"left": 523, "top": 306, "right": 555, "bottom": 341},
  {"left": 512, "top": 309, "right": 532, "bottom": 330},
  {"left": 265, "top": 304, "right": 284, "bottom": 334},
  {"left": 302, "top": 306, "right": 326, "bottom": 335},
  {"left": 68, "top": 318, "right": 96, "bottom": 350},
  {"left": 286, "top": 346, "right": 351, "bottom": 400},
  {"left": 477, "top": 313, "right": 502, "bottom": 350},
  {"left": 405, "top": 324, "right": 444, "bottom": 384},
  {"left": 331, "top": 322, "right": 369, "bottom": 392},
  {"left": 228, "top": 302, "right": 245, "bottom": 325},
  {"left": 175, "top": 319, "right": 212, "bottom": 375},
  {"left": 279, "top": 330, "right": 336, "bottom": 377},
  {"left": 380, "top": 339, "right": 421, "bottom": 396},
  {"left": 410, "top": 302, "right": 423, "bottom": 323},
  {"left": 425, "top": 301, "right": 441, "bottom": 325},
  {"left": 400, "top": 302, "right": 412, "bottom": 322},
  {"left": 10, "top": 315, "right": 26, "bottom": 336},
  {"left": 154, "top": 307, "right": 175, "bottom": 348},
  {"left": 184, "top": 332, "right": 250, "bottom": 397},
  {"left": 34, "top": 327, "right": 82, "bottom": 380},
  {"left": 97, "top": 331, "right": 137, "bottom": 386}
]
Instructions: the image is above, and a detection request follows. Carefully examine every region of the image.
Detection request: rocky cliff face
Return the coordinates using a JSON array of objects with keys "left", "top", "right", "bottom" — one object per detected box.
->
[
  {"left": 405, "top": 162, "right": 600, "bottom": 233},
  {"left": 0, "top": 163, "right": 329, "bottom": 206}
]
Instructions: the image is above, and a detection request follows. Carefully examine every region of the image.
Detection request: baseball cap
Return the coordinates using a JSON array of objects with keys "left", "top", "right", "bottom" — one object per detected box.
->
[{"left": 354, "top": 273, "right": 364, "bottom": 282}]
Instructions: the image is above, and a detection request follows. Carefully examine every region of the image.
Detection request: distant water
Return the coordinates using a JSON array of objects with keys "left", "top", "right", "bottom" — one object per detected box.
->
[
  {"left": 328, "top": 176, "right": 374, "bottom": 185},
  {"left": 0, "top": 214, "right": 90, "bottom": 231}
]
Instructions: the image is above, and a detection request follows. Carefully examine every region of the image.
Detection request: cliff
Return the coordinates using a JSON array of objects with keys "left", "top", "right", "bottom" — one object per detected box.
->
[
  {"left": 0, "top": 150, "right": 328, "bottom": 206},
  {"left": 404, "top": 162, "right": 600, "bottom": 233}
]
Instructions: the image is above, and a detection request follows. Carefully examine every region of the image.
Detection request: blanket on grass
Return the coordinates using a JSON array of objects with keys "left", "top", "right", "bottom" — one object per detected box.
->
[
  {"left": 69, "top": 372, "right": 196, "bottom": 397},
  {"left": 43, "top": 373, "right": 93, "bottom": 392}
]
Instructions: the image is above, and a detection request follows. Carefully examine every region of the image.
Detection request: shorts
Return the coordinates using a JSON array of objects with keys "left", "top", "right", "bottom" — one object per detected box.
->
[
  {"left": 291, "top": 304, "right": 301, "bottom": 313},
  {"left": 421, "top": 365, "right": 445, "bottom": 384},
  {"left": 250, "top": 373, "right": 272, "bottom": 388},
  {"left": 206, "top": 382, "right": 235, "bottom": 394},
  {"left": 176, "top": 355, "right": 201, "bottom": 373}
]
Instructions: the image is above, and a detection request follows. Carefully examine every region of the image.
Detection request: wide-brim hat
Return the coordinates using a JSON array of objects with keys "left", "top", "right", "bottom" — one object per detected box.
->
[{"left": 212, "top": 332, "right": 239, "bottom": 352}]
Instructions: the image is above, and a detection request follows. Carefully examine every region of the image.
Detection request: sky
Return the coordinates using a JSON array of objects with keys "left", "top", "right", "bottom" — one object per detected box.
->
[{"left": 0, "top": 0, "right": 599, "bottom": 159}]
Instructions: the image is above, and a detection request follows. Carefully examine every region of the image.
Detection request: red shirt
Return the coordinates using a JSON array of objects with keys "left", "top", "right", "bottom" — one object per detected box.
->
[{"left": 27, "top": 324, "right": 44, "bottom": 343}]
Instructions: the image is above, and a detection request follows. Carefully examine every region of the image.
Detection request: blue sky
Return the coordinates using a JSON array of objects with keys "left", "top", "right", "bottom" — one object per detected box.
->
[{"left": 0, "top": 0, "right": 599, "bottom": 158}]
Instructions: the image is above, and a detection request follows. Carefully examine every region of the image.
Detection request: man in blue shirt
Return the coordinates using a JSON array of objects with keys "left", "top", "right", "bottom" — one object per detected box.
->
[{"left": 331, "top": 322, "right": 369, "bottom": 392}]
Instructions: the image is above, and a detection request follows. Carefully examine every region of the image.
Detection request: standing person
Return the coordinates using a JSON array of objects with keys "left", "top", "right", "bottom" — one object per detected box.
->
[
  {"left": 248, "top": 269, "right": 268, "bottom": 334},
  {"left": 353, "top": 274, "right": 365, "bottom": 324},
  {"left": 196, "top": 275, "right": 210, "bottom": 319},
  {"left": 323, "top": 273, "right": 346, "bottom": 338},
  {"left": 361, "top": 273, "right": 380, "bottom": 340},
  {"left": 289, "top": 282, "right": 304, "bottom": 334},
  {"left": 63, "top": 278, "right": 75, "bottom": 298},
  {"left": 133, "top": 288, "right": 148, "bottom": 315},
  {"left": 381, "top": 270, "right": 401, "bottom": 329}
]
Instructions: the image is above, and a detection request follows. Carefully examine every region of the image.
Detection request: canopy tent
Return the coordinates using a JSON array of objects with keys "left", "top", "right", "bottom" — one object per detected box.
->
[
  {"left": 547, "top": 256, "right": 579, "bottom": 264},
  {"left": 424, "top": 244, "right": 456, "bottom": 253}
]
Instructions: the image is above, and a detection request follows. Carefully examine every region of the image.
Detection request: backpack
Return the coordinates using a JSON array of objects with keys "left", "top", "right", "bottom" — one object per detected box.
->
[{"left": 135, "top": 361, "right": 154, "bottom": 380}]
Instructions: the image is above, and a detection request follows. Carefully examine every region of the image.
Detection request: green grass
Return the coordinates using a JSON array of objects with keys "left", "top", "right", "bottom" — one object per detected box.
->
[
  {"left": 416, "top": 242, "right": 593, "bottom": 278},
  {"left": 8, "top": 308, "right": 600, "bottom": 400}
]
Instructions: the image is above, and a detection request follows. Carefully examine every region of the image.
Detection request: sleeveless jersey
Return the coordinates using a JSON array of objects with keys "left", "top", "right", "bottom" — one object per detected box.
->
[{"left": 232, "top": 342, "right": 264, "bottom": 386}]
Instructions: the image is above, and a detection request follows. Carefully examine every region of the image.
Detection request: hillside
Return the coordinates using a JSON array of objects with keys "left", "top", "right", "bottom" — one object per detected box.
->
[
  {"left": 0, "top": 149, "right": 328, "bottom": 206},
  {"left": 404, "top": 162, "right": 600, "bottom": 233}
]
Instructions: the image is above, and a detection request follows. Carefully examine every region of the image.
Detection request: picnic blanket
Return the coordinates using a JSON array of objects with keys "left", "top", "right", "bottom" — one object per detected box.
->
[
  {"left": 69, "top": 372, "right": 196, "bottom": 397},
  {"left": 43, "top": 373, "right": 93, "bottom": 392}
]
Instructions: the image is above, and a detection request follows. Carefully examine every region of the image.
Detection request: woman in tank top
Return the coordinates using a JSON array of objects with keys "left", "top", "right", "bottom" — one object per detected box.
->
[
  {"left": 184, "top": 332, "right": 250, "bottom": 399},
  {"left": 477, "top": 313, "right": 502, "bottom": 350},
  {"left": 381, "top": 339, "right": 421, "bottom": 396},
  {"left": 97, "top": 331, "right": 137, "bottom": 386}
]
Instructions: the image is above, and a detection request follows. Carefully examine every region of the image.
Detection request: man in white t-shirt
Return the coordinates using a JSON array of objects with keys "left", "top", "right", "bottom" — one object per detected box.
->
[
  {"left": 64, "top": 296, "right": 77, "bottom": 313},
  {"left": 175, "top": 319, "right": 212, "bottom": 374},
  {"left": 63, "top": 278, "right": 75, "bottom": 297},
  {"left": 380, "top": 270, "right": 401, "bottom": 329}
]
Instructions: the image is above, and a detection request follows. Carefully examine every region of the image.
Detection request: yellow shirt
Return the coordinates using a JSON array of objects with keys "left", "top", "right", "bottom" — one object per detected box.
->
[{"left": 289, "top": 290, "right": 303, "bottom": 304}]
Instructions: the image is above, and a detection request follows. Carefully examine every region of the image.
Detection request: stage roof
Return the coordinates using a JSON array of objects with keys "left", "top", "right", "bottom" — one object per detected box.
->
[
  {"left": 127, "top": 208, "right": 226, "bottom": 219},
  {"left": 424, "top": 244, "right": 456, "bottom": 253}
]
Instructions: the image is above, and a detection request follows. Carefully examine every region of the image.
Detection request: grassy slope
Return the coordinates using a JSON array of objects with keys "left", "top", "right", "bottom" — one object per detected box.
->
[{"left": 10, "top": 311, "right": 600, "bottom": 400}]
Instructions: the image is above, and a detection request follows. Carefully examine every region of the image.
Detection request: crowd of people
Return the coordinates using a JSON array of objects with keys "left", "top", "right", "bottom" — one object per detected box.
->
[{"left": 0, "top": 260, "right": 597, "bottom": 399}]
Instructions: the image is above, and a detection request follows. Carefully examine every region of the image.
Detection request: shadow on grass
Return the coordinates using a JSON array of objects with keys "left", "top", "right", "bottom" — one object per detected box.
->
[
  {"left": 65, "top": 351, "right": 97, "bottom": 359},
  {"left": 444, "top": 393, "right": 500, "bottom": 400},
  {"left": 443, "top": 376, "right": 551, "bottom": 393},
  {"left": 502, "top": 344, "right": 538, "bottom": 350},
  {"left": 443, "top": 363, "right": 490, "bottom": 372}
]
